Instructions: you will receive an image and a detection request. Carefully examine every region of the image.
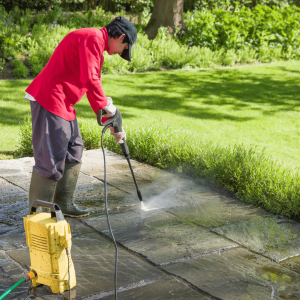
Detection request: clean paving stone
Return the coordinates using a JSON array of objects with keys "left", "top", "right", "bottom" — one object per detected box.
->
[
  {"left": 74, "top": 181, "right": 130, "bottom": 212},
  {"left": 99, "top": 278, "right": 210, "bottom": 300},
  {"left": 213, "top": 216, "right": 300, "bottom": 262},
  {"left": 0, "top": 200, "right": 28, "bottom": 225},
  {"left": 166, "top": 196, "right": 270, "bottom": 229},
  {"left": 0, "top": 252, "right": 26, "bottom": 278},
  {"left": 83, "top": 208, "right": 237, "bottom": 266},
  {"left": 0, "top": 225, "right": 26, "bottom": 250},
  {"left": 164, "top": 247, "right": 300, "bottom": 300},
  {"left": 8, "top": 233, "right": 166, "bottom": 299}
]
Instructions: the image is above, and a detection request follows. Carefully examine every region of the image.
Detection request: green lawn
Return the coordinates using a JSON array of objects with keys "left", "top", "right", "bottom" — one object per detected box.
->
[{"left": 1, "top": 61, "right": 300, "bottom": 171}]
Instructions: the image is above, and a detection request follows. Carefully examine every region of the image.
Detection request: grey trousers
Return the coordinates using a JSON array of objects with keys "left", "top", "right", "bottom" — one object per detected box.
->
[{"left": 30, "top": 101, "right": 84, "bottom": 180}]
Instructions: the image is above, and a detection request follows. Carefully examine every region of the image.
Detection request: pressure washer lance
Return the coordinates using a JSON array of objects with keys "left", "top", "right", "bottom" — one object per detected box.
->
[{"left": 97, "top": 108, "right": 143, "bottom": 300}]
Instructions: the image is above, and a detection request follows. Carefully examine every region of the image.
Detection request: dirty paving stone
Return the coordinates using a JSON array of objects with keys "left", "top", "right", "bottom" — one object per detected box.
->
[
  {"left": 164, "top": 247, "right": 300, "bottom": 300},
  {"left": 213, "top": 216, "right": 300, "bottom": 262},
  {"left": 83, "top": 208, "right": 237, "bottom": 266},
  {"left": 81, "top": 149, "right": 148, "bottom": 176},
  {"left": 0, "top": 178, "right": 28, "bottom": 204},
  {"left": 0, "top": 157, "right": 34, "bottom": 177},
  {"left": 166, "top": 196, "right": 270, "bottom": 229},
  {"left": 99, "top": 278, "right": 210, "bottom": 300},
  {"left": 281, "top": 255, "right": 300, "bottom": 274}
]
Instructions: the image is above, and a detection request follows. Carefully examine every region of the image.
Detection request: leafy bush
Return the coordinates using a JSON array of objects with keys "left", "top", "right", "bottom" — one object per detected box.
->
[
  {"left": 12, "top": 59, "right": 29, "bottom": 78},
  {"left": 27, "top": 55, "right": 40, "bottom": 67},
  {"left": 16, "top": 116, "right": 300, "bottom": 219},
  {"left": 14, "top": 115, "right": 33, "bottom": 158},
  {"left": 31, "top": 63, "right": 44, "bottom": 76},
  {"left": 182, "top": 5, "right": 300, "bottom": 55}
]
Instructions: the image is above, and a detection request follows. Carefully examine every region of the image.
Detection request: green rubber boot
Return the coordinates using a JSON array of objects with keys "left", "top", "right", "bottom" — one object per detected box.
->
[
  {"left": 53, "top": 162, "right": 90, "bottom": 218},
  {"left": 28, "top": 169, "right": 58, "bottom": 214}
]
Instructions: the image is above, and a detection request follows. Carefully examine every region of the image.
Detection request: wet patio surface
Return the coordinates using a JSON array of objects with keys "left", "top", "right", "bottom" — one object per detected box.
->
[{"left": 1, "top": 149, "right": 300, "bottom": 299}]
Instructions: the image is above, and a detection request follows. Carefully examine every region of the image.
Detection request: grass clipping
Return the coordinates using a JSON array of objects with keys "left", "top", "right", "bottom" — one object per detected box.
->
[{"left": 16, "top": 117, "right": 300, "bottom": 219}]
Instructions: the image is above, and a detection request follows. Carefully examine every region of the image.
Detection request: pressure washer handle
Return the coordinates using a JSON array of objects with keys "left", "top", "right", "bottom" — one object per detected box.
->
[
  {"left": 97, "top": 108, "right": 123, "bottom": 133},
  {"left": 31, "top": 200, "right": 65, "bottom": 222}
]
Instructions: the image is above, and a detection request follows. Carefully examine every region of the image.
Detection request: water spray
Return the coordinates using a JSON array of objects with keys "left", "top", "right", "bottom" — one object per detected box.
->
[{"left": 98, "top": 108, "right": 143, "bottom": 300}]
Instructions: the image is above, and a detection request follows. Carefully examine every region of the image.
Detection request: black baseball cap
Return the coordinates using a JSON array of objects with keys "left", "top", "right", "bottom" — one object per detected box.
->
[{"left": 114, "top": 17, "right": 137, "bottom": 62}]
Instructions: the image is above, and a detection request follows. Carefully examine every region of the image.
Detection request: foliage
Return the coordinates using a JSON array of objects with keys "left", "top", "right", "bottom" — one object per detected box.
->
[
  {"left": 182, "top": 5, "right": 300, "bottom": 58},
  {"left": 14, "top": 115, "right": 33, "bottom": 158},
  {"left": 12, "top": 59, "right": 29, "bottom": 78},
  {"left": 0, "top": 0, "right": 154, "bottom": 12},
  {"left": 184, "top": 0, "right": 300, "bottom": 11}
]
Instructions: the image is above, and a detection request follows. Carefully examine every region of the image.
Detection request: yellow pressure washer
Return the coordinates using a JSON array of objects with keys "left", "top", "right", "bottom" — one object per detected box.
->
[
  {"left": 0, "top": 200, "right": 75, "bottom": 299},
  {"left": 24, "top": 200, "right": 76, "bottom": 294}
]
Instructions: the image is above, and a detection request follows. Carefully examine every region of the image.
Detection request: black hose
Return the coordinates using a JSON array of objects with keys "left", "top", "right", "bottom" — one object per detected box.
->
[{"left": 101, "top": 125, "right": 118, "bottom": 300}]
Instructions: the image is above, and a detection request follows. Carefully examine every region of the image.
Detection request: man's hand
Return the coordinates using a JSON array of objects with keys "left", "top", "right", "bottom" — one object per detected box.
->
[
  {"left": 104, "top": 97, "right": 116, "bottom": 117},
  {"left": 110, "top": 127, "right": 126, "bottom": 144}
]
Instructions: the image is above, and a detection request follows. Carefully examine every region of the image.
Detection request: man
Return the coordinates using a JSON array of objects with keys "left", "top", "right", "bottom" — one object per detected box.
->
[{"left": 25, "top": 16, "right": 137, "bottom": 217}]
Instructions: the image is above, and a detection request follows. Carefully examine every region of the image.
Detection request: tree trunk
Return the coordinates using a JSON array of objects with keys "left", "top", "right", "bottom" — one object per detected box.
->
[{"left": 145, "top": 0, "right": 187, "bottom": 39}]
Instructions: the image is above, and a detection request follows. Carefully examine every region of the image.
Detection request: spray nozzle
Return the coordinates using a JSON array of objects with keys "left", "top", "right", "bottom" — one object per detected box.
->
[{"left": 137, "top": 189, "right": 143, "bottom": 201}]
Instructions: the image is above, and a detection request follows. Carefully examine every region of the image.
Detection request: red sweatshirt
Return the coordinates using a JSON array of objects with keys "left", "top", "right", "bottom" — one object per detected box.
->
[{"left": 26, "top": 27, "right": 109, "bottom": 121}]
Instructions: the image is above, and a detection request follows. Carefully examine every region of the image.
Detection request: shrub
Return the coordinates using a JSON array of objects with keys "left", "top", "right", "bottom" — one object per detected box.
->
[
  {"left": 12, "top": 60, "right": 29, "bottom": 78},
  {"left": 14, "top": 115, "right": 33, "bottom": 158},
  {"left": 223, "top": 49, "right": 237, "bottom": 66},
  {"left": 31, "top": 64, "right": 44, "bottom": 76},
  {"left": 27, "top": 55, "right": 40, "bottom": 67},
  {"left": 182, "top": 5, "right": 300, "bottom": 56}
]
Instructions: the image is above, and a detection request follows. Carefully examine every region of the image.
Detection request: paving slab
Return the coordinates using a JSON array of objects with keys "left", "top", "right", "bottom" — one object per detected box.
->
[
  {"left": 74, "top": 181, "right": 130, "bottom": 212},
  {"left": 0, "top": 225, "right": 26, "bottom": 250},
  {"left": 8, "top": 233, "right": 166, "bottom": 299},
  {"left": 82, "top": 208, "right": 237, "bottom": 266},
  {"left": 213, "top": 216, "right": 300, "bottom": 262},
  {"left": 0, "top": 178, "right": 28, "bottom": 204},
  {"left": 99, "top": 278, "right": 210, "bottom": 300},
  {"left": 280, "top": 255, "right": 300, "bottom": 274},
  {"left": 0, "top": 200, "right": 28, "bottom": 225},
  {"left": 164, "top": 247, "right": 300, "bottom": 300},
  {"left": 81, "top": 149, "right": 148, "bottom": 176},
  {"left": 0, "top": 157, "right": 34, "bottom": 177},
  {"left": 166, "top": 196, "right": 270, "bottom": 229}
]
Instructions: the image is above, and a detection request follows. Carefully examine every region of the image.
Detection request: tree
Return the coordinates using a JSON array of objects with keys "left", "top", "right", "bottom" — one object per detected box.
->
[{"left": 145, "top": 0, "right": 187, "bottom": 39}]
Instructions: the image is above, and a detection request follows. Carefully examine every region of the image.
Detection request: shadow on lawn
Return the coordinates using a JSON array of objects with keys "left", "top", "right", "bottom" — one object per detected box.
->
[
  {"left": 108, "top": 68, "right": 300, "bottom": 122},
  {"left": 1, "top": 66, "right": 300, "bottom": 126}
]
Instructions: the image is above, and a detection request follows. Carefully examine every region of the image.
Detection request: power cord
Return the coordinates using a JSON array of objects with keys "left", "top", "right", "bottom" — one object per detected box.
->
[{"left": 101, "top": 125, "right": 118, "bottom": 300}]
